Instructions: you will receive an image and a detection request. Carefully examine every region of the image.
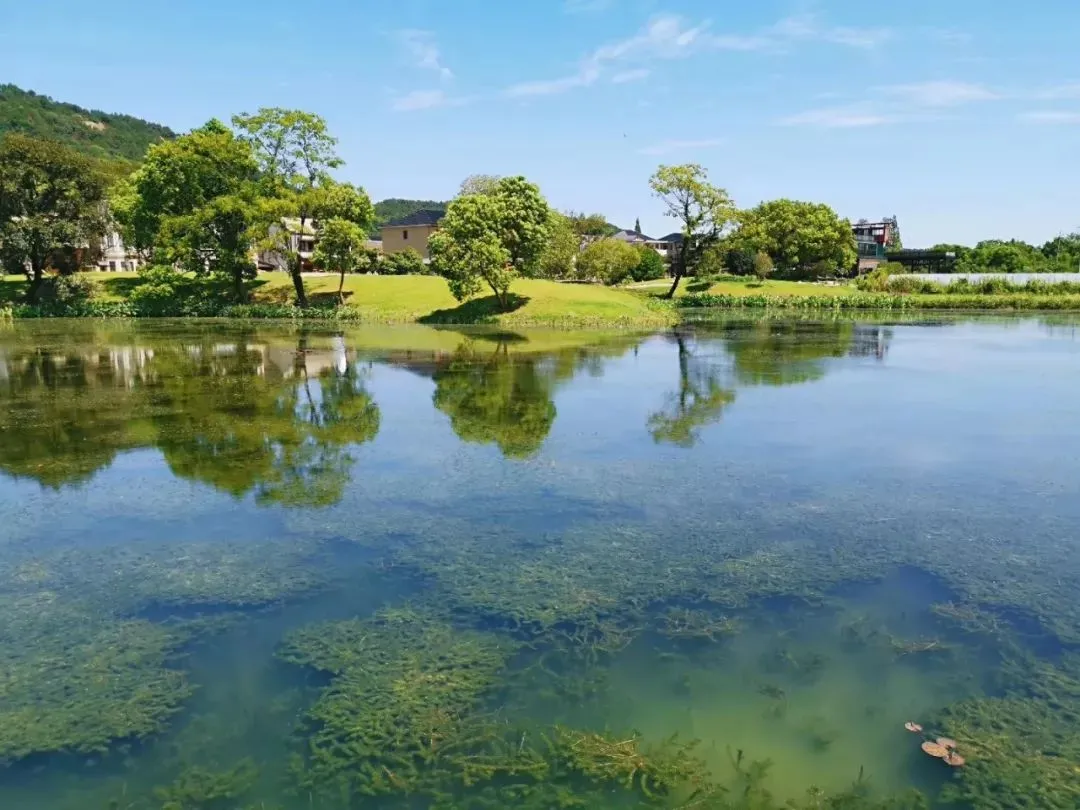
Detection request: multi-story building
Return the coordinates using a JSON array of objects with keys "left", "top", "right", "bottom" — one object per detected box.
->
[{"left": 853, "top": 217, "right": 899, "bottom": 272}]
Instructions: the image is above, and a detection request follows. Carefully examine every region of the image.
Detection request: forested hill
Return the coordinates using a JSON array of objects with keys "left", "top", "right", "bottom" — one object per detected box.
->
[
  {"left": 372, "top": 198, "right": 448, "bottom": 236},
  {"left": 0, "top": 84, "right": 175, "bottom": 162}
]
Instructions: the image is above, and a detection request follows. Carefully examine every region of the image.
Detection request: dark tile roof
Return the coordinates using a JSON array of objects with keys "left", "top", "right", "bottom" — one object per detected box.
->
[
  {"left": 384, "top": 209, "right": 444, "bottom": 228},
  {"left": 657, "top": 232, "right": 684, "bottom": 244},
  {"left": 612, "top": 229, "right": 653, "bottom": 242}
]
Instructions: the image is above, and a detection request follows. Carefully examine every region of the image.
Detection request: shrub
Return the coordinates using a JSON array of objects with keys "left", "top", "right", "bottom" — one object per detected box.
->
[
  {"left": 630, "top": 247, "right": 666, "bottom": 282},
  {"left": 128, "top": 266, "right": 180, "bottom": 313},
  {"left": 887, "top": 275, "right": 937, "bottom": 294},
  {"left": 40, "top": 273, "right": 99, "bottom": 305},
  {"left": 381, "top": 248, "right": 427, "bottom": 276},
  {"left": 576, "top": 239, "right": 640, "bottom": 285},
  {"left": 752, "top": 252, "right": 774, "bottom": 282}
]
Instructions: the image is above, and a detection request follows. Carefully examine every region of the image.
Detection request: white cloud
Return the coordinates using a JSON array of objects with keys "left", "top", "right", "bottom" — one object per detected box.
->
[
  {"left": 882, "top": 80, "right": 999, "bottom": 107},
  {"left": 780, "top": 106, "right": 896, "bottom": 128},
  {"left": 399, "top": 30, "right": 453, "bottom": 81},
  {"left": 1037, "top": 82, "right": 1080, "bottom": 100},
  {"left": 611, "top": 68, "right": 651, "bottom": 84},
  {"left": 1019, "top": 110, "right": 1080, "bottom": 124},
  {"left": 393, "top": 89, "right": 465, "bottom": 112},
  {"left": 505, "top": 12, "right": 892, "bottom": 99},
  {"left": 639, "top": 138, "right": 725, "bottom": 156}
]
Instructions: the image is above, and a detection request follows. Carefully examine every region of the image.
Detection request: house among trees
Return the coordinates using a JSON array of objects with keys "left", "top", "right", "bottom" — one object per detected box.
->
[
  {"left": 853, "top": 217, "right": 900, "bottom": 272},
  {"left": 380, "top": 209, "right": 444, "bottom": 259},
  {"left": 610, "top": 228, "right": 682, "bottom": 260}
]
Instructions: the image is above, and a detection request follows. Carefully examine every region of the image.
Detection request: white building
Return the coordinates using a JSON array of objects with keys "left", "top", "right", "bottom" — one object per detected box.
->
[{"left": 97, "top": 230, "right": 145, "bottom": 272}]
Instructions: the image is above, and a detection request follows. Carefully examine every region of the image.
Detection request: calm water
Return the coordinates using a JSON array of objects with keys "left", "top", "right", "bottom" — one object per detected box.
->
[{"left": 0, "top": 316, "right": 1078, "bottom": 810}]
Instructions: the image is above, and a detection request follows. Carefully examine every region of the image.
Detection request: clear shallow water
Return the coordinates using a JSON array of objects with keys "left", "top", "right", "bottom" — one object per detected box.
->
[{"left": 0, "top": 317, "right": 1078, "bottom": 809}]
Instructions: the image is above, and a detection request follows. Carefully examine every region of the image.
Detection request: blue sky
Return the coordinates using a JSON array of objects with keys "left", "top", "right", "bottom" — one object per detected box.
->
[{"left": 3, "top": 0, "right": 1079, "bottom": 246}]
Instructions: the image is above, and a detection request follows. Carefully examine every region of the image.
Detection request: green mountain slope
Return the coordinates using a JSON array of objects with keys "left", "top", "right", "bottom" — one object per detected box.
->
[{"left": 0, "top": 84, "right": 175, "bottom": 162}]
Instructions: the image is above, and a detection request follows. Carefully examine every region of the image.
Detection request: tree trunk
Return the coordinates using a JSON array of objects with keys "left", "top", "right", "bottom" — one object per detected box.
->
[
  {"left": 338, "top": 268, "right": 346, "bottom": 304},
  {"left": 663, "top": 244, "right": 687, "bottom": 299},
  {"left": 292, "top": 216, "right": 309, "bottom": 308},
  {"left": 26, "top": 264, "right": 45, "bottom": 305},
  {"left": 232, "top": 270, "right": 246, "bottom": 303}
]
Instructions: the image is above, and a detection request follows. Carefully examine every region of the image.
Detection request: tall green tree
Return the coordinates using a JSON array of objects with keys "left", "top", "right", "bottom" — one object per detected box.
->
[
  {"left": 112, "top": 119, "right": 259, "bottom": 299},
  {"left": 233, "top": 108, "right": 344, "bottom": 306},
  {"left": 538, "top": 211, "right": 579, "bottom": 280},
  {"left": 430, "top": 176, "right": 551, "bottom": 309},
  {"left": 312, "top": 217, "right": 367, "bottom": 302},
  {"left": 0, "top": 134, "right": 110, "bottom": 302},
  {"left": 649, "top": 164, "right": 737, "bottom": 298},
  {"left": 731, "top": 199, "right": 856, "bottom": 280}
]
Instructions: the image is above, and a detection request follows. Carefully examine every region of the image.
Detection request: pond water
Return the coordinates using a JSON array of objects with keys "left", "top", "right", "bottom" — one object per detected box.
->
[{"left": 0, "top": 316, "right": 1078, "bottom": 810}]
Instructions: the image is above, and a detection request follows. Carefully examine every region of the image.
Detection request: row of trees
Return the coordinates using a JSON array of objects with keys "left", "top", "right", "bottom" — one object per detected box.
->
[
  {"left": 426, "top": 165, "right": 860, "bottom": 306},
  {"left": 929, "top": 237, "right": 1080, "bottom": 274},
  {"left": 0, "top": 109, "right": 375, "bottom": 305}
]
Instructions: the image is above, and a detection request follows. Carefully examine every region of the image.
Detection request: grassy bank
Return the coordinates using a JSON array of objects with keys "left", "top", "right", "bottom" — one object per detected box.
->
[{"left": 1, "top": 272, "right": 676, "bottom": 327}]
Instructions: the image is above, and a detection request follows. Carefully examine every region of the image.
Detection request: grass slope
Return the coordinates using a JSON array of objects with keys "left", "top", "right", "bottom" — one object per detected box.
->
[{"left": 1, "top": 273, "right": 675, "bottom": 327}]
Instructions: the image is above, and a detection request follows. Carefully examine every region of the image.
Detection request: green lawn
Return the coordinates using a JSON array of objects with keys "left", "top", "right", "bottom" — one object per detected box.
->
[
  {"left": 628, "top": 275, "right": 856, "bottom": 298},
  {"left": 2, "top": 272, "right": 675, "bottom": 327}
]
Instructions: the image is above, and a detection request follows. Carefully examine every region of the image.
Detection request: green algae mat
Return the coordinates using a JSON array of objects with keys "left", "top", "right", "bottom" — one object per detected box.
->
[{"left": 0, "top": 317, "right": 1078, "bottom": 809}]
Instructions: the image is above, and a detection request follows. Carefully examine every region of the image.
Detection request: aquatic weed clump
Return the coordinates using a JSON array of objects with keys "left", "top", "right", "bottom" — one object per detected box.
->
[
  {"left": 935, "top": 655, "right": 1080, "bottom": 810},
  {"left": 279, "top": 606, "right": 517, "bottom": 800},
  {"left": 0, "top": 600, "right": 193, "bottom": 763}
]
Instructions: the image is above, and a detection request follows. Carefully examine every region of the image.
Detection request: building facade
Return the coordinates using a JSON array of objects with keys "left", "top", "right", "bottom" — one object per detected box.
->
[
  {"left": 380, "top": 210, "right": 444, "bottom": 259},
  {"left": 97, "top": 230, "right": 145, "bottom": 272},
  {"left": 853, "top": 217, "right": 899, "bottom": 272}
]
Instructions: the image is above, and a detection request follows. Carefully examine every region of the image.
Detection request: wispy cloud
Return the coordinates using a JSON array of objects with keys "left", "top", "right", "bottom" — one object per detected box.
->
[
  {"left": 611, "top": 68, "right": 651, "bottom": 84},
  {"left": 780, "top": 106, "right": 896, "bottom": 128},
  {"left": 399, "top": 30, "right": 453, "bottom": 81},
  {"left": 1019, "top": 110, "right": 1080, "bottom": 124},
  {"left": 393, "top": 89, "right": 466, "bottom": 112},
  {"left": 769, "top": 13, "right": 892, "bottom": 50},
  {"left": 1037, "top": 82, "right": 1080, "bottom": 100},
  {"left": 881, "top": 80, "right": 999, "bottom": 107},
  {"left": 506, "top": 11, "right": 889, "bottom": 99},
  {"left": 639, "top": 138, "right": 725, "bottom": 156},
  {"left": 507, "top": 15, "right": 709, "bottom": 97}
]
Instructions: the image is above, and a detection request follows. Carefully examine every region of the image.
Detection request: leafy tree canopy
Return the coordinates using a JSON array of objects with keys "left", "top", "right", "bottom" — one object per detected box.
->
[
  {"left": 576, "top": 239, "right": 641, "bottom": 285},
  {"left": 731, "top": 199, "right": 856, "bottom": 280},
  {"left": 430, "top": 176, "right": 551, "bottom": 309},
  {"left": 0, "top": 133, "right": 111, "bottom": 302}
]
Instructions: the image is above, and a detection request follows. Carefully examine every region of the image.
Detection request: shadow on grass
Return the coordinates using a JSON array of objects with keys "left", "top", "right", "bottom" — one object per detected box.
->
[
  {"left": 99, "top": 276, "right": 144, "bottom": 298},
  {"left": 685, "top": 278, "right": 714, "bottom": 293},
  {"left": 418, "top": 294, "right": 530, "bottom": 325}
]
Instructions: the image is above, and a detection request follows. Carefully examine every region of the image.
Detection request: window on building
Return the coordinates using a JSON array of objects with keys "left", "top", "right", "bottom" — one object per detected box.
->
[
  {"left": 109, "top": 261, "right": 117, "bottom": 271},
  {"left": 403, "top": 230, "right": 409, "bottom": 240}
]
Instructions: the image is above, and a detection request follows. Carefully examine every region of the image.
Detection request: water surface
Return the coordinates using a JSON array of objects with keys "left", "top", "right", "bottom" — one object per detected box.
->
[{"left": 0, "top": 316, "right": 1078, "bottom": 809}]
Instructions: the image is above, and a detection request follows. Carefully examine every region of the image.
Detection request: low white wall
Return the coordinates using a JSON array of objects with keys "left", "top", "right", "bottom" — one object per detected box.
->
[{"left": 911, "top": 272, "right": 1080, "bottom": 286}]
